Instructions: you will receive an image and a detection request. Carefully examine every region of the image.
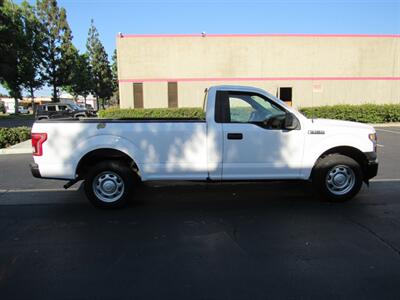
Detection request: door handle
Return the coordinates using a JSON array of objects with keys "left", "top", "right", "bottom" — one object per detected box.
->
[{"left": 227, "top": 133, "right": 243, "bottom": 140}]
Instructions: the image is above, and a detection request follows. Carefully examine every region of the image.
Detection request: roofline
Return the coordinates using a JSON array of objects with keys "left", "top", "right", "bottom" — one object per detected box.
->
[
  {"left": 117, "top": 33, "right": 400, "bottom": 38},
  {"left": 119, "top": 77, "right": 400, "bottom": 83}
]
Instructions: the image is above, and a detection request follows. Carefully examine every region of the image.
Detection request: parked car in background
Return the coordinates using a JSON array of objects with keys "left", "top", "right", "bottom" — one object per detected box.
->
[
  {"left": 18, "top": 106, "right": 29, "bottom": 114},
  {"left": 35, "top": 103, "right": 90, "bottom": 120},
  {"left": 78, "top": 103, "right": 97, "bottom": 116},
  {"left": 2, "top": 103, "right": 29, "bottom": 114}
]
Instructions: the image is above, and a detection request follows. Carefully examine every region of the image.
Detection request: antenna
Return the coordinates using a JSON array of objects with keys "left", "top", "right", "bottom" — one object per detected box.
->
[{"left": 312, "top": 82, "right": 315, "bottom": 122}]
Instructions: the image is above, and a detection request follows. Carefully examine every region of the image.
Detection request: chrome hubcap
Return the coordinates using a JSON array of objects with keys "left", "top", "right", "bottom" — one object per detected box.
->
[
  {"left": 326, "top": 165, "right": 355, "bottom": 195},
  {"left": 93, "top": 171, "right": 124, "bottom": 203}
]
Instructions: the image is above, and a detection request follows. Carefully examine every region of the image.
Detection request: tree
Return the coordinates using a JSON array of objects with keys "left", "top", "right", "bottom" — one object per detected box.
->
[
  {"left": 0, "top": 0, "right": 12, "bottom": 84},
  {"left": 36, "top": 0, "right": 75, "bottom": 102},
  {"left": 0, "top": 0, "right": 25, "bottom": 113},
  {"left": 63, "top": 48, "right": 93, "bottom": 103},
  {"left": 110, "top": 49, "right": 119, "bottom": 106},
  {"left": 20, "top": 1, "right": 45, "bottom": 110},
  {"left": 86, "top": 19, "right": 113, "bottom": 109}
]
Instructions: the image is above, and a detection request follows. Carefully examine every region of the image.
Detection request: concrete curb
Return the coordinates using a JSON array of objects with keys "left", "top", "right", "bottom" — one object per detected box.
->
[
  {"left": 0, "top": 139, "right": 32, "bottom": 155},
  {"left": 370, "top": 123, "right": 400, "bottom": 127}
]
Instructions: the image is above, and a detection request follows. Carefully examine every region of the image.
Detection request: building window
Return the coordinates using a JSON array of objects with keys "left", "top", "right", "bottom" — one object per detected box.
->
[
  {"left": 168, "top": 82, "right": 178, "bottom": 108},
  {"left": 133, "top": 83, "right": 143, "bottom": 108},
  {"left": 279, "top": 87, "right": 292, "bottom": 106}
]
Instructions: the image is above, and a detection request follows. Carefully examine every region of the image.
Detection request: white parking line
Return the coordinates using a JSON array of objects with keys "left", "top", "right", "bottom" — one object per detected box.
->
[
  {"left": 370, "top": 179, "right": 400, "bottom": 182},
  {"left": 0, "top": 188, "right": 79, "bottom": 193},
  {"left": 376, "top": 129, "right": 400, "bottom": 134}
]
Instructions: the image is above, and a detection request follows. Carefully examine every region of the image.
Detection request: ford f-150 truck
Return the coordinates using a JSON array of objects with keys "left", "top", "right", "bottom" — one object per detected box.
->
[{"left": 30, "top": 85, "right": 378, "bottom": 208}]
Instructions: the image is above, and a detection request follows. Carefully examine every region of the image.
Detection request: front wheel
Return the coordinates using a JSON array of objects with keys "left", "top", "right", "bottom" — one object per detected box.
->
[
  {"left": 312, "top": 154, "right": 363, "bottom": 202},
  {"left": 84, "top": 160, "right": 135, "bottom": 208}
]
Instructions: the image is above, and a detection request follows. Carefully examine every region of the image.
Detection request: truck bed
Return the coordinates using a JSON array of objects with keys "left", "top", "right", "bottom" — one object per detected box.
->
[{"left": 32, "top": 118, "right": 209, "bottom": 181}]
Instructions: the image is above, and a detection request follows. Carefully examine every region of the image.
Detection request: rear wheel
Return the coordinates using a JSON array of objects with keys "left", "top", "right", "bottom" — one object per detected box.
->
[
  {"left": 312, "top": 154, "right": 363, "bottom": 202},
  {"left": 84, "top": 160, "right": 135, "bottom": 208}
]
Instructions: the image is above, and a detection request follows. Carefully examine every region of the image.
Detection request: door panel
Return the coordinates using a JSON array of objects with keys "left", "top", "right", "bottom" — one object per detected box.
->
[
  {"left": 220, "top": 91, "right": 305, "bottom": 180},
  {"left": 222, "top": 123, "right": 304, "bottom": 179}
]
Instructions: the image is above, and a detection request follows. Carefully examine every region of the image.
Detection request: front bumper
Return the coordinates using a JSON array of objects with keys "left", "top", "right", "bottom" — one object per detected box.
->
[{"left": 364, "top": 152, "right": 378, "bottom": 180}]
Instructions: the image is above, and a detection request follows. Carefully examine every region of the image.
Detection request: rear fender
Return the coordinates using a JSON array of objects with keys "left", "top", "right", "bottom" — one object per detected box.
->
[{"left": 72, "top": 134, "right": 144, "bottom": 178}]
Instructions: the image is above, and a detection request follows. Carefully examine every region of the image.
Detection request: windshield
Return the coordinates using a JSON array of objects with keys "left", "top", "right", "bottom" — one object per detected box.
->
[{"left": 68, "top": 103, "right": 81, "bottom": 110}]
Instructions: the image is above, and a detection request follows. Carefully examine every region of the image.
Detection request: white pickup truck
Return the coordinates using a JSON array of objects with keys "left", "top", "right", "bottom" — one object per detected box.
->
[{"left": 30, "top": 85, "right": 378, "bottom": 208}]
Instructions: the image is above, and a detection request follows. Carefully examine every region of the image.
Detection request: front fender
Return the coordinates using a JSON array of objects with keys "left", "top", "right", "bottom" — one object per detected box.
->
[{"left": 301, "top": 133, "right": 373, "bottom": 179}]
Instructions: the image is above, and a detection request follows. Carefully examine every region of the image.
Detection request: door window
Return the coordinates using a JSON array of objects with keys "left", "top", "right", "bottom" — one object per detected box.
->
[
  {"left": 229, "top": 96, "right": 254, "bottom": 122},
  {"left": 47, "top": 106, "right": 56, "bottom": 112},
  {"left": 226, "top": 93, "right": 287, "bottom": 128}
]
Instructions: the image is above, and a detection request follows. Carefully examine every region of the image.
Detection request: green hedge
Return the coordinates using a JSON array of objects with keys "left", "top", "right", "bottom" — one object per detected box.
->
[
  {"left": 0, "top": 127, "right": 31, "bottom": 148},
  {"left": 98, "top": 107, "right": 205, "bottom": 119},
  {"left": 98, "top": 105, "right": 400, "bottom": 123},
  {"left": 299, "top": 104, "right": 400, "bottom": 123}
]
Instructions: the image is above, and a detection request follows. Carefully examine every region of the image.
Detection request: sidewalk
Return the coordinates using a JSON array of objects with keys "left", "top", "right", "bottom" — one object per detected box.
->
[
  {"left": 371, "top": 122, "right": 400, "bottom": 127},
  {"left": 0, "top": 139, "right": 32, "bottom": 155}
]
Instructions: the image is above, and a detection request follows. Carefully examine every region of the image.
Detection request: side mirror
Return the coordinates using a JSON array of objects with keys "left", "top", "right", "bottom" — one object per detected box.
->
[{"left": 284, "top": 113, "right": 300, "bottom": 130}]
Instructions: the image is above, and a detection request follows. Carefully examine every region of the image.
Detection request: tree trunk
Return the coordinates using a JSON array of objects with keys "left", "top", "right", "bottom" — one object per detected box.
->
[
  {"left": 52, "top": 83, "right": 58, "bottom": 102},
  {"left": 30, "top": 86, "right": 36, "bottom": 114},
  {"left": 84, "top": 96, "right": 87, "bottom": 106},
  {"left": 14, "top": 97, "right": 19, "bottom": 114}
]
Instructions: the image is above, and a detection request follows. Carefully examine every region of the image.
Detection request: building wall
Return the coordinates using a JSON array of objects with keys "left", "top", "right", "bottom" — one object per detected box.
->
[{"left": 116, "top": 34, "right": 400, "bottom": 108}]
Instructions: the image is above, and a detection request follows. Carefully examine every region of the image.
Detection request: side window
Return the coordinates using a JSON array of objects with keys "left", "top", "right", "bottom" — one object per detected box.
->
[
  {"left": 47, "top": 105, "right": 56, "bottom": 112},
  {"left": 227, "top": 93, "right": 286, "bottom": 123},
  {"left": 229, "top": 96, "right": 254, "bottom": 122},
  {"left": 58, "top": 105, "right": 68, "bottom": 111}
]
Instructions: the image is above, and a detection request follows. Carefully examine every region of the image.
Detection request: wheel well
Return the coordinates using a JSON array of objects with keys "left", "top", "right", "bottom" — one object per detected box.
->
[
  {"left": 76, "top": 148, "right": 139, "bottom": 178},
  {"left": 315, "top": 146, "right": 369, "bottom": 178}
]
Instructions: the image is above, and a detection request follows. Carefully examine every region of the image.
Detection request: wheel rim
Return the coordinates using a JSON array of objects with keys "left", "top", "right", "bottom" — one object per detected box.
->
[
  {"left": 325, "top": 165, "right": 356, "bottom": 196},
  {"left": 92, "top": 171, "right": 125, "bottom": 203}
]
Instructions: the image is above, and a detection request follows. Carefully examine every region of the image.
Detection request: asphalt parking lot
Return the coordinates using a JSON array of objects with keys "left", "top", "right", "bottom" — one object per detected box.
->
[
  {"left": 0, "top": 127, "right": 399, "bottom": 299},
  {"left": 0, "top": 116, "right": 35, "bottom": 128}
]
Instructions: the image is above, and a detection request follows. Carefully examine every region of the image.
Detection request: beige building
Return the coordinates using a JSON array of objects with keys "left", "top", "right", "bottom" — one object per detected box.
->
[{"left": 116, "top": 34, "right": 400, "bottom": 109}]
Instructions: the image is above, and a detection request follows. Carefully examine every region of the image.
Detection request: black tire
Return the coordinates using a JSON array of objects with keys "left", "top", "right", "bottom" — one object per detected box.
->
[
  {"left": 84, "top": 160, "right": 135, "bottom": 208},
  {"left": 312, "top": 154, "right": 363, "bottom": 202}
]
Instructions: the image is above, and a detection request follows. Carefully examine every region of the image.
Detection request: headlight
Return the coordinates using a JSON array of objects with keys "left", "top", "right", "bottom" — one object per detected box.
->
[
  {"left": 369, "top": 133, "right": 377, "bottom": 143},
  {"left": 369, "top": 133, "right": 377, "bottom": 152}
]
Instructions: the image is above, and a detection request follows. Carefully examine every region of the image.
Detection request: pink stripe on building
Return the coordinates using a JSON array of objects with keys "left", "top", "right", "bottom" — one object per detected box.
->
[
  {"left": 119, "top": 76, "right": 400, "bottom": 83},
  {"left": 118, "top": 33, "right": 400, "bottom": 38}
]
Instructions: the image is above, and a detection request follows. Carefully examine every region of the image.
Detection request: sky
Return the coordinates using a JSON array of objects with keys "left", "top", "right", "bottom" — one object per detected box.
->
[{"left": 2, "top": 0, "right": 400, "bottom": 97}]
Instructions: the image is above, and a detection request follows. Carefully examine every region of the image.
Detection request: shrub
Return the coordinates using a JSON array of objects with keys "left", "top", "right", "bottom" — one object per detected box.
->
[
  {"left": 299, "top": 104, "right": 400, "bottom": 123},
  {"left": 98, "top": 107, "right": 205, "bottom": 119},
  {"left": 0, "top": 127, "right": 31, "bottom": 148}
]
